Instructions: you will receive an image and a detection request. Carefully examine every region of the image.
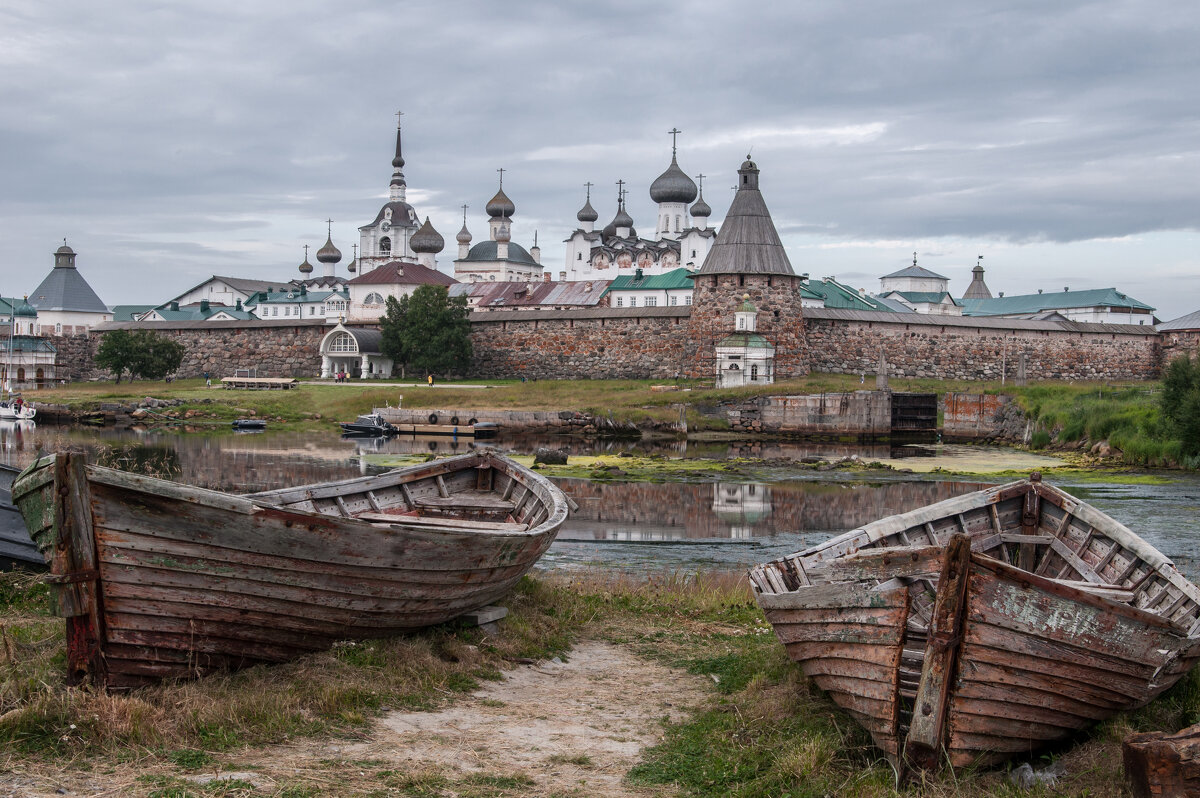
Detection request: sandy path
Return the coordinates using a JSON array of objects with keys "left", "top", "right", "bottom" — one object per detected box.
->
[{"left": 0, "top": 641, "right": 708, "bottom": 797}]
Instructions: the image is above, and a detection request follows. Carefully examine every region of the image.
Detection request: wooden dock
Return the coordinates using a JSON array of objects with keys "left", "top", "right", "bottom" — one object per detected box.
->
[{"left": 221, "top": 377, "right": 298, "bottom": 390}]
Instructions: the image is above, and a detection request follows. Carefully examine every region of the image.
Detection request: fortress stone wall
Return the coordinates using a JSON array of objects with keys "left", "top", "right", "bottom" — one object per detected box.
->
[{"left": 75, "top": 304, "right": 1164, "bottom": 384}]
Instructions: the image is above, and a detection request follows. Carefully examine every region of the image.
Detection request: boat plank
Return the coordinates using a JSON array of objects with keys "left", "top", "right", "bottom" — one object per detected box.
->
[
  {"left": 905, "top": 535, "right": 972, "bottom": 771},
  {"left": 1123, "top": 723, "right": 1200, "bottom": 798}
]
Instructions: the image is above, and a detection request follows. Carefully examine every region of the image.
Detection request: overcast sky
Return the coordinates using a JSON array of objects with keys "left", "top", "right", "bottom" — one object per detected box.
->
[{"left": 3, "top": 0, "right": 1199, "bottom": 320}]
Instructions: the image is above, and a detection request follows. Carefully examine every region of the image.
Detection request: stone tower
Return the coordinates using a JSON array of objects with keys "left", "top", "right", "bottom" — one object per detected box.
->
[{"left": 687, "top": 157, "right": 807, "bottom": 379}]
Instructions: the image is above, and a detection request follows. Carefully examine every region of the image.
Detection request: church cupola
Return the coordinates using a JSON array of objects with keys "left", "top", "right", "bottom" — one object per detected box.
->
[
  {"left": 54, "top": 240, "right": 77, "bottom": 269},
  {"left": 298, "top": 244, "right": 314, "bottom": 275},
  {"left": 530, "top": 230, "right": 541, "bottom": 265},
  {"left": 734, "top": 294, "right": 758, "bottom": 331},
  {"left": 347, "top": 244, "right": 357, "bottom": 274},
  {"left": 389, "top": 121, "right": 407, "bottom": 202},
  {"left": 651, "top": 129, "right": 698, "bottom": 241},
  {"left": 316, "top": 219, "right": 342, "bottom": 277},
  {"left": 577, "top": 183, "right": 599, "bottom": 232},
  {"left": 487, "top": 169, "right": 515, "bottom": 242},
  {"left": 410, "top": 217, "right": 444, "bottom": 268},
  {"left": 690, "top": 173, "right": 712, "bottom": 230},
  {"left": 604, "top": 181, "right": 635, "bottom": 239},
  {"left": 456, "top": 204, "right": 472, "bottom": 259}
]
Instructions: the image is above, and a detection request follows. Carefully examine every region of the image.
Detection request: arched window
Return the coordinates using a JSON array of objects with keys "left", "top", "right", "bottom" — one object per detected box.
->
[
  {"left": 379, "top": 237, "right": 391, "bottom": 253},
  {"left": 328, "top": 331, "right": 357, "bottom": 353},
  {"left": 675, "top": 215, "right": 681, "bottom": 232},
  {"left": 364, "top": 292, "right": 385, "bottom": 305},
  {"left": 751, "top": 365, "right": 759, "bottom": 381}
]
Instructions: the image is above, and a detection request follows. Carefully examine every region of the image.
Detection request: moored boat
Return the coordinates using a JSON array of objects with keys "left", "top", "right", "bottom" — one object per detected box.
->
[
  {"left": 340, "top": 413, "right": 397, "bottom": 436},
  {"left": 231, "top": 418, "right": 266, "bottom": 430},
  {"left": 0, "top": 463, "right": 41, "bottom": 569},
  {"left": 11, "top": 450, "right": 571, "bottom": 689},
  {"left": 0, "top": 400, "right": 35, "bottom": 421},
  {"left": 750, "top": 474, "right": 1200, "bottom": 775}
]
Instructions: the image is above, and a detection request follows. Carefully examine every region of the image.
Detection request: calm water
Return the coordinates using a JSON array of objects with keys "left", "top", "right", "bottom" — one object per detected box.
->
[{"left": 3, "top": 421, "right": 1198, "bottom": 579}]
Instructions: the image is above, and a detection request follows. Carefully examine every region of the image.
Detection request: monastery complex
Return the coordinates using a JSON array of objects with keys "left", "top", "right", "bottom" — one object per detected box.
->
[{"left": 4, "top": 119, "right": 1198, "bottom": 391}]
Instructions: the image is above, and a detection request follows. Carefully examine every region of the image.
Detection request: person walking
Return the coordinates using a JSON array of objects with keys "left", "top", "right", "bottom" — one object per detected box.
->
[{"left": 427, "top": 374, "right": 434, "bottom": 387}]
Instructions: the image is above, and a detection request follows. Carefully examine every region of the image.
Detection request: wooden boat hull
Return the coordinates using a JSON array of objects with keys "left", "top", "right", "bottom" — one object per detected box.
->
[
  {"left": 13, "top": 451, "right": 569, "bottom": 689},
  {"left": 0, "top": 463, "right": 42, "bottom": 569},
  {"left": 751, "top": 477, "right": 1200, "bottom": 773}
]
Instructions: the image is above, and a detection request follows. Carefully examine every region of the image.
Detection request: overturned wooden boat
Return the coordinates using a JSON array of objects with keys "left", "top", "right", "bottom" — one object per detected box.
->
[
  {"left": 750, "top": 474, "right": 1200, "bottom": 774},
  {"left": 12, "top": 450, "right": 570, "bottom": 689}
]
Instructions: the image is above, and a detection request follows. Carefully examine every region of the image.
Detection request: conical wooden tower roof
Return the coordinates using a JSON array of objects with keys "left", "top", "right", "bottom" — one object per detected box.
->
[{"left": 696, "top": 158, "right": 795, "bottom": 277}]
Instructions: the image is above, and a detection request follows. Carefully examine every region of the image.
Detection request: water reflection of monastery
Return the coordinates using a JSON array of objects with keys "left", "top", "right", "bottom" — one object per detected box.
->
[{"left": 556, "top": 479, "right": 982, "bottom": 543}]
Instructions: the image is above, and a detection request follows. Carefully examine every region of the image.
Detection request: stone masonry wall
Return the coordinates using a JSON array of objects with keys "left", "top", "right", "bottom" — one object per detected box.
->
[
  {"left": 76, "top": 322, "right": 330, "bottom": 380},
  {"left": 804, "top": 317, "right": 1160, "bottom": 381},
  {"left": 470, "top": 312, "right": 697, "bottom": 379},
  {"left": 1161, "top": 331, "right": 1200, "bottom": 366},
  {"left": 687, "top": 273, "right": 808, "bottom": 378},
  {"left": 59, "top": 310, "right": 1165, "bottom": 385}
]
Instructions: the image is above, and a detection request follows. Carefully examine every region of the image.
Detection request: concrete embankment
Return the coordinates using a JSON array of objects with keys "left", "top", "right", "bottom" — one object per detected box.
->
[{"left": 374, "top": 407, "right": 645, "bottom": 436}]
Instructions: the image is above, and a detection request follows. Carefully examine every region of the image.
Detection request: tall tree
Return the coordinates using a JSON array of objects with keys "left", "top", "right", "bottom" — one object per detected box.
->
[
  {"left": 379, "top": 294, "right": 412, "bottom": 378},
  {"left": 95, "top": 329, "right": 186, "bottom": 383},
  {"left": 403, "top": 285, "right": 472, "bottom": 378},
  {"left": 1161, "top": 353, "right": 1200, "bottom": 457}
]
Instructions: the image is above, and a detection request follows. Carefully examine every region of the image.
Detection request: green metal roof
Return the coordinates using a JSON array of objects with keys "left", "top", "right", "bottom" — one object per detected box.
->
[
  {"left": 0, "top": 337, "right": 57, "bottom": 354},
  {"left": 602, "top": 267, "right": 694, "bottom": 295},
  {"left": 962, "top": 287, "right": 1154, "bottom": 316},
  {"left": 110, "top": 304, "right": 156, "bottom": 321},
  {"left": 889, "top": 291, "right": 960, "bottom": 306},
  {"left": 805, "top": 279, "right": 894, "bottom": 311},
  {"left": 717, "top": 331, "right": 774, "bottom": 349},
  {"left": 245, "top": 289, "right": 348, "bottom": 305}
]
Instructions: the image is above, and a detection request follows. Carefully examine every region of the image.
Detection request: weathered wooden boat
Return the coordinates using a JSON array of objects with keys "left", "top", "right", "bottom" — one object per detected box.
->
[
  {"left": 339, "top": 413, "right": 396, "bottom": 436},
  {"left": 750, "top": 474, "right": 1200, "bottom": 775},
  {"left": 0, "top": 463, "right": 42, "bottom": 569},
  {"left": 11, "top": 450, "right": 570, "bottom": 689}
]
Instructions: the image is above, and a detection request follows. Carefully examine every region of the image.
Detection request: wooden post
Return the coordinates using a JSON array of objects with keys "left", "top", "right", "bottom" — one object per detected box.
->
[
  {"left": 1124, "top": 723, "right": 1200, "bottom": 797},
  {"left": 876, "top": 351, "right": 888, "bottom": 390},
  {"left": 903, "top": 533, "right": 972, "bottom": 772},
  {"left": 1019, "top": 475, "right": 1041, "bottom": 572},
  {"left": 47, "top": 453, "right": 106, "bottom": 685}
]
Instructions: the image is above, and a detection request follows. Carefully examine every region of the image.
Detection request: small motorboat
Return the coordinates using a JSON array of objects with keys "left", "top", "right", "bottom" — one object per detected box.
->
[
  {"left": 12, "top": 449, "right": 571, "bottom": 689},
  {"left": 751, "top": 473, "right": 1200, "bottom": 775},
  {"left": 0, "top": 400, "right": 35, "bottom": 421},
  {"left": 340, "top": 413, "right": 397, "bottom": 436},
  {"left": 231, "top": 418, "right": 266, "bottom": 430}
]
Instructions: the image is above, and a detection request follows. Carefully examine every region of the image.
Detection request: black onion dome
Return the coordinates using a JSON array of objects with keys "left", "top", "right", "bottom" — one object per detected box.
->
[
  {"left": 409, "top": 217, "right": 445, "bottom": 254},
  {"left": 486, "top": 187, "right": 515, "bottom": 218},
  {"left": 649, "top": 155, "right": 698, "bottom": 204},
  {"left": 298, "top": 257, "right": 314, "bottom": 275},
  {"left": 456, "top": 222, "right": 472, "bottom": 244},
  {"left": 577, "top": 198, "right": 598, "bottom": 223},
  {"left": 611, "top": 203, "right": 634, "bottom": 230},
  {"left": 316, "top": 234, "right": 342, "bottom": 264},
  {"left": 690, "top": 190, "right": 711, "bottom": 218},
  {"left": 346, "top": 259, "right": 357, "bottom": 274}
]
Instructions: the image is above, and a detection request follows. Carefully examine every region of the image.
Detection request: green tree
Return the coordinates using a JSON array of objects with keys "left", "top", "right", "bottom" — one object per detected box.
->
[
  {"left": 400, "top": 285, "right": 472, "bottom": 378},
  {"left": 95, "top": 329, "right": 186, "bottom": 383},
  {"left": 379, "top": 294, "right": 412, "bottom": 378},
  {"left": 1161, "top": 353, "right": 1200, "bottom": 457}
]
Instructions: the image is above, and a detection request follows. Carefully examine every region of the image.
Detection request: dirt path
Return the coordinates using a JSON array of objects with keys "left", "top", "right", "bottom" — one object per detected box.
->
[{"left": 0, "top": 641, "right": 708, "bottom": 797}]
